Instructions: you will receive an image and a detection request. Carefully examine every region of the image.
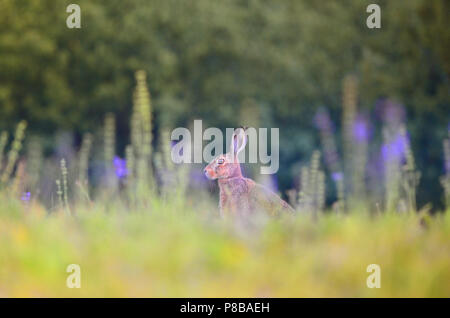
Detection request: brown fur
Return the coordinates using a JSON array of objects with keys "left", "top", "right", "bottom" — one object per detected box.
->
[{"left": 204, "top": 128, "right": 295, "bottom": 218}]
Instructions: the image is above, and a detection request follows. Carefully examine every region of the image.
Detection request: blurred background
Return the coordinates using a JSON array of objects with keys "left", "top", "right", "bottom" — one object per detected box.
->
[{"left": 0, "top": 0, "right": 448, "bottom": 209}]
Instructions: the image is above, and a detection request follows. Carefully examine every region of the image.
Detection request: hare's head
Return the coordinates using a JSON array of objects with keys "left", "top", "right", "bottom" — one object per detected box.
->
[{"left": 204, "top": 127, "right": 247, "bottom": 180}]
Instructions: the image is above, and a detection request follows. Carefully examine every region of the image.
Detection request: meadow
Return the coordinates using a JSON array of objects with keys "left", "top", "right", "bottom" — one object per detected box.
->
[
  {"left": 0, "top": 71, "right": 449, "bottom": 298},
  {"left": 1, "top": 192, "right": 449, "bottom": 297}
]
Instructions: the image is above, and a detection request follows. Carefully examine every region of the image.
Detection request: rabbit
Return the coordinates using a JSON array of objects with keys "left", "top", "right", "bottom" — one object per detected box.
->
[{"left": 204, "top": 127, "right": 295, "bottom": 218}]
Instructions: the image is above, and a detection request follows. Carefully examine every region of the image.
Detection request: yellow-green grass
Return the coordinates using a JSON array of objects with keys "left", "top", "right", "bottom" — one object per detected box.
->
[{"left": 0, "top": 193, "right": 449, "bottom": 297}]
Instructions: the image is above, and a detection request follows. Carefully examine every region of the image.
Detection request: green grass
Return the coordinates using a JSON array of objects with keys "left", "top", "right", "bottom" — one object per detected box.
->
[{"left": 1, "top": 192, "right": 449, "bottom": 297}]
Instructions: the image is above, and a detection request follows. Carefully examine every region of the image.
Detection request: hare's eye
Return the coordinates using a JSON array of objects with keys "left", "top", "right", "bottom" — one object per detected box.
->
[{"left": 217, "top": 158, "right": 225, "bottom": 165}]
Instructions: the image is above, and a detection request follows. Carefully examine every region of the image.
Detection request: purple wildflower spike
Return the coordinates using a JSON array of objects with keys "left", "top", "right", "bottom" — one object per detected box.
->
[
  {"left": 113, "top": 156, "right": 128, "bottom": 179},
  {"left": 21, "top": 192, "right": 31, "bottom": 202}
]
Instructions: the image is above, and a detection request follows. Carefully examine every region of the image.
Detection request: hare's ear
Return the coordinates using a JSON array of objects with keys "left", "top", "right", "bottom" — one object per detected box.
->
[{"left": 231, "top": 127, "right": 247, "bottom": 155}]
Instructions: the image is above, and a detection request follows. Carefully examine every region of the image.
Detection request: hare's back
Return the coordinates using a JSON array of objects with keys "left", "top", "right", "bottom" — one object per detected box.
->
[{"left": 248, "top": 182, "right": 295, "bottom": 215}]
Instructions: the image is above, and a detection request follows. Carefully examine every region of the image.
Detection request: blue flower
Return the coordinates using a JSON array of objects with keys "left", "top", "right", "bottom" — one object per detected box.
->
[
  {"left": 352, "top": 117, "right": 369, "bottom": 143},
  {"left": 113, "top": 156, "right": 128, "bottom": 179},
  {"left": 381, "top": 133, "right": 408, "bottom": 162},
  {"left": 21, "top": 192, "right": 31, "bottom": 202},
  {"left": 331, "top": 172, "right": 343, "bottom": 182}
]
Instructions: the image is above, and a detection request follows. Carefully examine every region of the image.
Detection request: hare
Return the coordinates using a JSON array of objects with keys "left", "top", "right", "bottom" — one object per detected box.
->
[{"left": 204, "top": 127, "right": 295, "bottom": 218}]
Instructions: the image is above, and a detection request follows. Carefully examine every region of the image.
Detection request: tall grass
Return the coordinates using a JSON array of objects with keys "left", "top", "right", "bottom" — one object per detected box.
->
[
  {"left": 0, "top": 121, "right": 27, "bottom": 186},
  {"left": 0, "top": 192, "right": 448, "bottom": 297},
  {"left": 441, "top": 133, "right": 450, "bottom": 208}
]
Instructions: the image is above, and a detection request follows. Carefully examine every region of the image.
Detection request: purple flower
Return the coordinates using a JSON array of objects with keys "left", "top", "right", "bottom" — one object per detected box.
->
[
  {"left": 382, "top": 132, "right": 409, "bottom": 162},
  {"left": 21, "top": 192, "right": 31, "bottom": 202},
  {"left": 352, "top": 116, "right": 369, "bottom": 143},
  {"left": 314, "top": 108, "right": 341, "bottom": 173},
  {"left": 314, "top": 109, "right": 333, "bottom": 132},
  {"left": 331, "top": 172, "right": 343, "bottom": 182},
  {"left": 113, "top": 156, "right": 128, "bottom": 179}
]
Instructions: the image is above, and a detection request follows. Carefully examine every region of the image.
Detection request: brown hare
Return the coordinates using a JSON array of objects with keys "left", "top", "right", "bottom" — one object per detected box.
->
[{"left": 204, "top": 127, "right": 295, "bottom": 218}]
